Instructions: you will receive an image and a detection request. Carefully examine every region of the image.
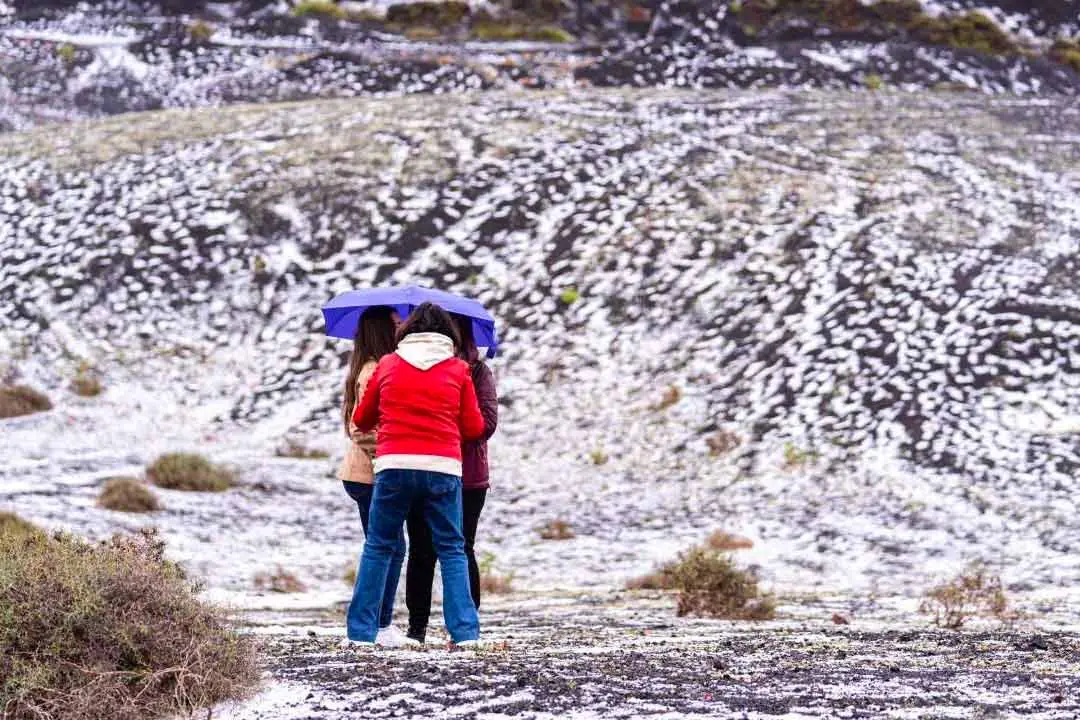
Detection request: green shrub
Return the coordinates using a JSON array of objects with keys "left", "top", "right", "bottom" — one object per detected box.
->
[
  {"left": 147, "top": 453, "right": 234, "bottom": 492},
  {"left": 559, "top": 287, "right": 580, "bottom": 305},
  {"left": 472, "top": 22, "right": 526, "bottom": 41},
  {"left": 0, "top": 385, "right": 52, "bottom": 419},
  {"left": 919, "top": 566, "right": 1009, "bottom": 629},
  {"left": 98, "top": 477, "right": 162, "bottom": 513},
  {"left": 910, "top": 10, "right": 1015, "bottom": 56},
  {"left": 387, "top": 0, "right": 470, "bottom": 26},
  {"left": 1050, "top": 38, "right": 1080, "bottom": 74},
  {"left": 56, "top": 43, "right": 76, "bottom": 65},
  {"left": 589, "top": 448, "right": 609, "bottom": 466},
  {"left": 529, "top": 25, "right": 574, "bottom": 43},
  {"left": 668, "top": 547, "right": 775, "bottom": 619},
  {"left": 0, "top": 527, "right": 258, "bottom": 720},
  {"left": 292, "top": 0, "right": 346, "bottom": 19},
  {"left": 864, "top": 73, "right": 884, "bottom": 90},
  {"left": 189, "top": 20, "right": 215, "bottom": 42}
]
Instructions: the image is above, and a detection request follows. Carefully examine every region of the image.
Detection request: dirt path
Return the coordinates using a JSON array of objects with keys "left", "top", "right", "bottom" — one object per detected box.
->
[{"left": 224, "top": 593, "right": 1080, "bottom": 719}]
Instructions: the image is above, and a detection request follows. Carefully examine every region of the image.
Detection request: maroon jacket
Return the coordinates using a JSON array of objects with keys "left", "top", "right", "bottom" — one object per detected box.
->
[{"left": 462, "top": 362, "right": 498, "bottom": 490}]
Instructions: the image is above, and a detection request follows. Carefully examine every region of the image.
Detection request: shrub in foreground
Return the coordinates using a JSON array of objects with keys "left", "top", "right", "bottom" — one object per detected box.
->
[
  {"left": 669, "top": 547, "right": 775, "bottom": 620},
  {"left": 538, "top": 519, "right": 575, "bottom": 541},
  {"left": 148, "top": 452, "right": 234, "bottom": 492},
  {"left": 275, "top": 438, "right": 330, "bottom": 459},
  {"left": 628, "top": 545, "right": 775, "bottom": 620},
  {"left": 0, "top": 512, "right": 44, "bottom": 540},
  {"left": 919, "top": 565, "right": 1009, "bottom": 629},
  {"left": 0, "top": 385, "right": 52, "bottom": 419},
  {"left": 97, "top": 477, "right": 162, "bottom": 513},
  {"left": 0, "top": 527, "right": 258, "bottom": 720}
]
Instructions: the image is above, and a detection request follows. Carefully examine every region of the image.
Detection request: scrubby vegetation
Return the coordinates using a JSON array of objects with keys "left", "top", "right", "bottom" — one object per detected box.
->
[
  {"left": 1051, "top": 38, "right": 1080, "bottom": 74},
  {"left": 589, "top": 448, "right": 609, "bottom": 465},
  {"left": 628, "top": 541, "right": 774, "bottom": 620},
  {"left": 71, "top": 363, "right": 103, "bottom": 397},
  {"left": 292, "top": 0, "right": 346, "bottom": 20},
  {"left": 0, "top": 527, "right": 258, "bottom": 720},
  {"left": 538, "top": 519, "right": 575, "bottom": 540},
  {"left": 706, "top": 428, "right": 741, "bottom": 456},
  {"left": 0, "top": 512, "right": 44, "bottom": 541},
  {"left": 98, "top": 477, "right": 162, "bottom": 513},
  {"left": 56, "top": 42, "right": 77, "bottom": 65},
  {"left": 276, "top": 438, "right": 330, "bottom": 459},
  {"left": 472, "top": 22, "right": 574, "bottom": 42},
  {"left": 732, "top": 1, "right": 1020, "bottom": 58},
  {"left": 478, "top": 552, "right": 513, "bottom": 594},
  {"left": 147, "top": 453, "right": 234, "bottom": 492},
  {"left": 388, "top": 0, "right": 470, "bottom": 27},
  {"left": 188, "top": 19, "right": 215, "bottom": 42},
  {"left": 254, "top": 566, "right": 307, "bottom": 593},
  {"left": 652, "top": 384, "right": 682, "bottom": 411},
  {"left": 0, "top": 385, "right": 52, "bottom": 419},
  {"left": 706, "top": 530, "right": 754, "bottom": 551},
  {"left": 559, "top": 287, "right": 580, "bottom": 305},
  {"left": 919, "top": 566, "right": 1009, "bottom": 629}
]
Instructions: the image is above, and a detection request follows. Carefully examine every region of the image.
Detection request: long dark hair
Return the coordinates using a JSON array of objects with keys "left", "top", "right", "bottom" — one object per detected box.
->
[
  {"left": 343, "top": 306, "right": 397, "bottom": 431},
  {"left": 451, "top": 313, "right": 479, "bottom": 365},
  {"left": 396, "top": 302, "right": 461, "bottom": 349}
]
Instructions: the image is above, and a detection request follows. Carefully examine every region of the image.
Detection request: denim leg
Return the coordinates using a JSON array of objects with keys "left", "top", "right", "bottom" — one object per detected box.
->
[
  {"left": 343, "top": 481, "right": 405, "bottom": 630},
  {"left": 347, "top": 471, "right": 413, "bottom": 641},
  {"left": 423, "top": 473, "right": 480, "bottom": 643}
]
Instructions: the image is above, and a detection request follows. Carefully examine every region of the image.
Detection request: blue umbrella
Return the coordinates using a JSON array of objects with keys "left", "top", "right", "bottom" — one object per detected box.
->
[{"left": 322, "top": 285, "right": 499, "bottom": 358}]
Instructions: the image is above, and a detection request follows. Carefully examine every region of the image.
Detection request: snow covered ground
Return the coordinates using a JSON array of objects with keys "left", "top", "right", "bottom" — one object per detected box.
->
[{"left": 1, "top": 88, "right": 1079, "bottom": 717}]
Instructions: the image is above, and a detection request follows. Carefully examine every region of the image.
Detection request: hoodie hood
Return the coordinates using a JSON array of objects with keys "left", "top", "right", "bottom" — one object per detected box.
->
[{"left": 396, "top": 332, "right": 456, "bottom": 371}]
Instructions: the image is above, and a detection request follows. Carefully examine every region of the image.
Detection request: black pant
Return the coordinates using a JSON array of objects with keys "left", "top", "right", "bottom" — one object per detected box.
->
[{"left": 406, "top": 487, "right": 486, "bottom": 636}]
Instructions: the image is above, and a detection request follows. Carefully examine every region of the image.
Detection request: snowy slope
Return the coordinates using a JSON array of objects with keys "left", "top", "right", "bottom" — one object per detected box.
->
[{"left": 2, "top": 90, "right": 1078, "bottom": 603}]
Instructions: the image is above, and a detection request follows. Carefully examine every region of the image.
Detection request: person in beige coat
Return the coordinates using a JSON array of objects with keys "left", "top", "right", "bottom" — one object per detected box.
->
[{"left": 338, "top": 305, "right": 414, "bottom": 647}]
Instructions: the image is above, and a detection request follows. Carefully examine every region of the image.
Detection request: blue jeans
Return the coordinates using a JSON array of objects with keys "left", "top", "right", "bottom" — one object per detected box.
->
[
  {"left": 343, "top": 481, "right": 404, "bottom": 630},
  {"left": 348, "top": 469, "right": 480, "bottom": 643}
]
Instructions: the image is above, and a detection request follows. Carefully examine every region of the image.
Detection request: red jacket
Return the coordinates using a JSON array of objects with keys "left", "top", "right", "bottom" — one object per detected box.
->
[{"left": 353, "top": 333, "right": 485, "bottom": 477}]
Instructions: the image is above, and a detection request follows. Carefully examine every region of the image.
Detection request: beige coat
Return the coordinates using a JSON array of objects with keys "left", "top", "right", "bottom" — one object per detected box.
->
[{"left": 337, "top": 361, "right": 378, "bottom": 483}]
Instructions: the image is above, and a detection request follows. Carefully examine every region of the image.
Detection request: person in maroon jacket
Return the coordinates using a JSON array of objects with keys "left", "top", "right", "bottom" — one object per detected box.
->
[
  {"left": 346, "top": 303, "right": 486, "bottom": 647},
  {"left": 404, "top": 313, "right": 498, "bottom": 644}
]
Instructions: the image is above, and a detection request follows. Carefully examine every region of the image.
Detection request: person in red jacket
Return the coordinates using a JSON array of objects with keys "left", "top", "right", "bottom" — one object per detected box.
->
[
  {"left": 346, "top": 302, "right": 486, "bottom": 646},
  {"left": 405, "top": 313, "right": 498, "bottom": 643}
]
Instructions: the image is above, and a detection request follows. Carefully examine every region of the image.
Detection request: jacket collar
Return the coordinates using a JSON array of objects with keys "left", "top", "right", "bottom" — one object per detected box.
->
[{"left": 396, "top": 333, "right": 456, "bottom": 371}]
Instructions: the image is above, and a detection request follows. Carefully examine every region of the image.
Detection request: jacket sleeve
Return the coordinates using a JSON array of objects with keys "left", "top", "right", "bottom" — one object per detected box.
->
[
  {"left": 459, "top": 366, "right": 486, "bottom": 442},
  {"left": 352, "top": 361, "right": 383, "bottom": 434},
  {"left": 348, "top": 362, "right": 379, "bottom": 451},
  {"left": 472, "top": 363, "right": 498, "bottom": 441}
]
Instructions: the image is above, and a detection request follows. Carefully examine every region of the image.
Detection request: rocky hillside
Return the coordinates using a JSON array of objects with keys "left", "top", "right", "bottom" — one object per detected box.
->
[
  {"left": 2, "top": 0, "right": 1079, "bottom": 131},
  {"left": 2, "top": 90, "right": 1078, "bottom": 595}
]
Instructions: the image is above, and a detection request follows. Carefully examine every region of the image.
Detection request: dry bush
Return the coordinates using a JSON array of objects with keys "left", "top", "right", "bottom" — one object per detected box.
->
[
  {"left": 254, "top": 566, "right": 307, "bottom": 594},
  {"left": 919, "top": 566, "right": 1009, "bottom": 629},
  {"left": 589, "top": 449, "right": 609, "bottom": 466},
  {"left": 97, "top": 477, "right": 162, "bottom": 513},
  {"left": 275, "top": 438, "right": 330, "bottom": 459},
  {"left": 148, "top": 453, "right": 233, "bottom": 492},
  {"left": 626, "top": 562, "right": 676, "bottom": 590},
  {"left": 0, "top": 527, "right": 258, "bottom": 720},
  {"left": 706, "top": 428, "right": 741, "bottom": 456},
  {"left": 0, "top": 512, "right": 45, "bottom": 541},
  {"left": 538, "top": 519, "right": 575, "bottom": 541},
  {"left": 669, "top": 547, "right": 775, "bottom": 620},
  {"left": 651, "top": 384, "right": 682, "bottom": 411},
  {"left": 0, "top": 385, "right": 52, "bottom": 419},
  {"left": 478, "top": 552, "right": 513, "bottom": 595},
  {"left": 706, "top": 530, "right": 754, "bottom": 551},
  {"left": 71, "top": 363, "right": 103, "bottom": 397},
  {"left": 344, "top": 565, "right": 357, "bottom": 586}
]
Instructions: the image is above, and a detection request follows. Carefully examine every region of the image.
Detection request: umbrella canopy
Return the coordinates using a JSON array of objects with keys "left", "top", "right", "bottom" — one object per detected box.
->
[{"left": 322, "top": 285, "right": 499, "bottom": 358}]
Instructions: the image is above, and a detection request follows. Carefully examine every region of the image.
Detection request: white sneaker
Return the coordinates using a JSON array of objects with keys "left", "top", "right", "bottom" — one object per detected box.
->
[{"left": 376, "top": 625, "right": 420, "bottom": 648}]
